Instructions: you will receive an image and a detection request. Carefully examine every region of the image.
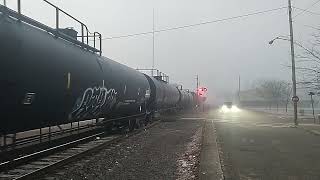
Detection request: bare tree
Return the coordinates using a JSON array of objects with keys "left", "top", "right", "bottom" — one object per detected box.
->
[
  {"left": 255, "top": 79, "right": 291, "bottom": 111},
  {"left": 294, "top": 32, "right": 320, "bottom": 92}
]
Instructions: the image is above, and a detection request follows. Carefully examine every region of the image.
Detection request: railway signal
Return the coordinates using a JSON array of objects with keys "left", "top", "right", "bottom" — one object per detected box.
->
[{"left": 197, "top": 87, "right": 208, "bottom": 102}]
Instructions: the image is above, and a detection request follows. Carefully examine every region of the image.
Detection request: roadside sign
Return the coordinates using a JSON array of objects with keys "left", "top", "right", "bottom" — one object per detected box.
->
[{"left": 292, "top": 96, "right": 299, "bottom": 102}]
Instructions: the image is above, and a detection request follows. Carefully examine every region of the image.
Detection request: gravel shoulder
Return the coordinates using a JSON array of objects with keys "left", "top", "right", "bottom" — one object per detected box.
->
[{"left": 43, "top": 114, "right": 204, "bottom": 180}]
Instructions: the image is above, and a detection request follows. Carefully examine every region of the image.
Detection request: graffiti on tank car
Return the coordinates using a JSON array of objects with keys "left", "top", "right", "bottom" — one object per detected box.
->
[{"left": 69, "top": 86, "right": 117, "bottom": 120}]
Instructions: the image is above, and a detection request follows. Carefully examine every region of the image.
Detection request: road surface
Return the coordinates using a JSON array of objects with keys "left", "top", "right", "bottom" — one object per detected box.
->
[{"left": 210, "top": 109, "right": 320, "bottom": 180}]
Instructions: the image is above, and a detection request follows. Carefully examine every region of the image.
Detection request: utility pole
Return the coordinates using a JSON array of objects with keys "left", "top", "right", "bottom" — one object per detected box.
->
[
  {"left": 3, "top": 0, "right": 6, "bottom": 7},
  {"left": 152, "top": 8, "right": 155, "bottom": 76},
  {"left": 238, "top": 75, "right": 241, "bottom": 105},
  {"left": 196, "top": 75, "right": 199, "bottom": 110},
  {"left": 196, "top": 75, "right": 199, "bottom": 91},
  {"left": 288, "top": 0, "right": 298, "bottom": 126}
]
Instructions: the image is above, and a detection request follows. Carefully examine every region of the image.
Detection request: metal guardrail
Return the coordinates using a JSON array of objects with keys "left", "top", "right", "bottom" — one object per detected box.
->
[{"left": 0, "top": 0, "right": 102, "bottom": 56}]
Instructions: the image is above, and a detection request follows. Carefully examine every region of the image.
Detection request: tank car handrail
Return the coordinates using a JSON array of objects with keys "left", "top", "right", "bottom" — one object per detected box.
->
[
  {"left": 43, "top": 0, "right": 87, "bottom": 29},
  {"left": 136, "top": 68, "right": 170, "bottom": 83},
  {"left": 43, "top": 0, "right": 102, "bottom": 55},
  {"left": 93, "top": 32, "right": 102, "bottom": 56},
  {"left": 0, "top": 0, "right": 102, "bottom": 56},
  {"left": 0, "top": 5, "right": 100, "bottom": 54}
]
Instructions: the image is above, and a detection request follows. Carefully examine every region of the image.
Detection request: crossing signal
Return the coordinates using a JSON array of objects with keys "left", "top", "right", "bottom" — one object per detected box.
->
[{"left": 197, "top": 87, "right": 208, "bottom": 97}]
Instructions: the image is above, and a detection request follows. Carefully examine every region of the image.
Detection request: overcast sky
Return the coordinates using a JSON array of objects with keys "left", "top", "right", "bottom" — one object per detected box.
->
[{"left": 5, "top": 0, "right": 320, "bottom": 103}]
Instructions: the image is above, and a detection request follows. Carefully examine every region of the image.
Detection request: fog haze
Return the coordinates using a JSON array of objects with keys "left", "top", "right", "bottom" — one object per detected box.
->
[{"left": 6, "top": 0, "right": 320, "bottom": 104}]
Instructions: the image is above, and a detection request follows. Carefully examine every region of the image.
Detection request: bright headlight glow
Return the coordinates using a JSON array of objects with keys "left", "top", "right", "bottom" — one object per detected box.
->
[
  {"left": 231, "top": 105, "right": 240, "bottom": 112},
  {"left": 220, "top": 105, "right": 230, "bottom": 113},
  {"left": 220, "top": 105, "right": 241, "bottom": 113}
]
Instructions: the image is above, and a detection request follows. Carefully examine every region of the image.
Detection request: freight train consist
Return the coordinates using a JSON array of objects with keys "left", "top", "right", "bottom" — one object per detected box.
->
[{"left": 0, "top": 2, "right": 199, "bottom": 135}]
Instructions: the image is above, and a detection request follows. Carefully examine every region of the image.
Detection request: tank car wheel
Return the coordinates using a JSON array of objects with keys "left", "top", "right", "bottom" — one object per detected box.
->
[
  {"left": 135, "top": 118, "right": 145, "bottom": 129},
  {"left": 128, "top": 119, "right": 136, "bottom": 132},
  {"left": 144, "top": 116, "right": 149, "bottom": 126},
  {"left": 145, "top": 114, "right": 152, "bottom": 125}
]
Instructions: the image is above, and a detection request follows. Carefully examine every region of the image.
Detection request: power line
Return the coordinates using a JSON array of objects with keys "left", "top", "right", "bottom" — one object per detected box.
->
[
  {"left": 155, "top": 7, "right": 287, "bottom": 33},
  {"left": 102, "top": 6, "right": 287, "bottom": 40},
  {"left": 102, "top": 31, "right": 153, "bottom": 40},
  {"left": 293, "top": 0, "right": 320, "bottom": 19},
  {"left": 293, "top": 6, "right": 320, "bottom": 16},
  {"left": 303, "top": 24, "right": 320, "bottom": 31},
  {"left": 294, "top": 22, "right": 320, "bottom": 31}
]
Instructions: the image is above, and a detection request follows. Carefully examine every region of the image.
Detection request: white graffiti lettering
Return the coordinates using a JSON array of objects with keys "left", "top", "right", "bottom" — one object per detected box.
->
[{"left": 69, "top": 86, "right": 117, "bottom": 120}]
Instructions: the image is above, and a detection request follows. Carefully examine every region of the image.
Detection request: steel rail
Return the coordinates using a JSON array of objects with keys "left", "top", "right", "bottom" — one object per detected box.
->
[
  {"left": 0, "top": 121, "right": 160, "bottom": 179},
  {"left": 0, "top": 124, "right": 97, "bottom": 151}
]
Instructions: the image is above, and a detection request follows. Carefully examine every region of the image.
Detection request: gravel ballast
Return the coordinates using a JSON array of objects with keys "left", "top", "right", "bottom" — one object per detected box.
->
[{"left": 44, "top": 115, "right": 204, "bottom": 180}]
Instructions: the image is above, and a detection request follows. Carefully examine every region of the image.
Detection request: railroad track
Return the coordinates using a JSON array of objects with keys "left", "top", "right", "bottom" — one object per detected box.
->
[
  {"left": 0, "top": 122, "right": 159, "bottom": 180},
  {"left": 0, "top": 120, "right": 100, "bottom": 152}
]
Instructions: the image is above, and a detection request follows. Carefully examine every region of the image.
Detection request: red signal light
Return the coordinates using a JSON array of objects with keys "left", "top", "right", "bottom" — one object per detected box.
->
[{"left": 197, "top": 87, "right": 208, "bottom": 97}]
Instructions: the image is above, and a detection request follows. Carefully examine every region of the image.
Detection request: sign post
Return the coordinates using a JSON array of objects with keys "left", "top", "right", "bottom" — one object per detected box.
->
[{"left": 308, "top": 92, "right": 315, "bottom": 123}]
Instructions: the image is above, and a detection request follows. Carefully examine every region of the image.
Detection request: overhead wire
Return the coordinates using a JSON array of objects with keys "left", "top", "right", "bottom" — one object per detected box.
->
[
  {"left": 292, "top": 0, "right": 320, "bottom": 19},
  {"left": 293, "top": 7, "right": 320, "bottom": 16},
  {"left": 154, "top": 7, "right": 287, "bottom": 33},
  {"left": 102, "top": 6, "right": 287, "bottom": 40},
  {"left": 302, "top": 24, "right": 320, "bottom": 31},
  {"left": 294, "top": 22, "right": 320, "bottom": 31},
  {"left": 291, "top": 4, "right": 320, "bottom": 35}
]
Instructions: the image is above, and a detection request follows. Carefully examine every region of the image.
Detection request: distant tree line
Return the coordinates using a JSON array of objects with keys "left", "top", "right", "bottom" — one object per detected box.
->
[
  {"left": 250, "top": 30, "right": 320, "bottom": 110},
  {"left": 254, "top": 79, "right": 292, "bottom": 112},
  {"left": 293, "top": 31, "right": 320, "bottom": 93}
]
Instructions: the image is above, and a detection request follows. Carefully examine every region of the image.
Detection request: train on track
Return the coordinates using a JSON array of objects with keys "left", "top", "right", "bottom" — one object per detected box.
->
[{"left": 0, "top": 1, "right": 199, "bottom": 136}]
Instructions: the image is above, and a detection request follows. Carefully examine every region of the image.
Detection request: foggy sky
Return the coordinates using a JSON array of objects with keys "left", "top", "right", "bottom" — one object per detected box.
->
[{"left": 5, "top": 0, "right": 320, "bottom": 104}]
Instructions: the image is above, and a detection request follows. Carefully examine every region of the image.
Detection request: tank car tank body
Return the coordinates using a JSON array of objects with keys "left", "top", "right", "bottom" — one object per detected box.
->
[
  {"left": 0, "top": 13, "right": 150, "bottom": 134},
  {"left": 0, "top": 3, "right": 196, "bottom": 136},
  {"left": 143, "top": 75, "right": 180, "bottom": 114},
  {"left": 179, "top": 90, "right": 194, "bottom": 109}
]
